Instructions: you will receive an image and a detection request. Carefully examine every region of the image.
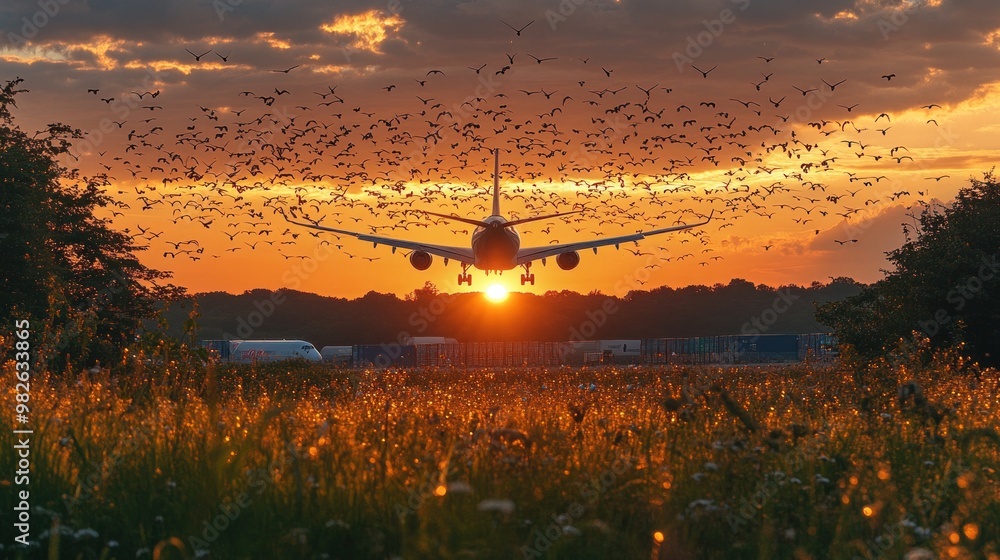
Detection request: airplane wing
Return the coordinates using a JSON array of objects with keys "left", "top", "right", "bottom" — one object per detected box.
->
[
  {"left": 515, "top": 212, "right": 713, "bottom": 265},
  {"left": 285, "top": 217, "right": 476, "bottom": 265}
]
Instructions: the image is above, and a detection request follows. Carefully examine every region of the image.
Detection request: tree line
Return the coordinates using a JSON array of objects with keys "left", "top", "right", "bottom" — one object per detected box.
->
[{"left": 161, "top": 279, "right": 863, "bottom": 348}]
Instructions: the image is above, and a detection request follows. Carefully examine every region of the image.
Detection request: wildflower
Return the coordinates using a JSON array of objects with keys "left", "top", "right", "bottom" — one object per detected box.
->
[
  {"left": 477, "top": 499, "right": 516, "bottom": 514},
  {"left": 903, "top": 548, "right": 934, "bottom": 560},
  {"left": 447, "top": 481, "right": 473, "bottom": 494},
  {"left": 73, "top": 528, "right": 99, "bottom": 540}
]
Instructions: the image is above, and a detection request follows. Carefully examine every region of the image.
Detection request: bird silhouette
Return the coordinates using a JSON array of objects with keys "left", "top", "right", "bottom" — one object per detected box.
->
[{"left": 500, "top": 19, "right": 534, "bottom": 36}]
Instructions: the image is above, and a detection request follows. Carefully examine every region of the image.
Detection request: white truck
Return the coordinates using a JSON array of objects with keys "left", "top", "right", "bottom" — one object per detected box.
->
[
  {"left": 320, "top": 345, "right": 353, "bottom": 364},
  {"left": 228, "top": 340, "right": 322, "bottom": 363}
]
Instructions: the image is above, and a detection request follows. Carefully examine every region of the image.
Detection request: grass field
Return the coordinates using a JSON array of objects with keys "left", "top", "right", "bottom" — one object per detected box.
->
[{"left": 1, "top": 342, "right": 998, "bottom": 560}]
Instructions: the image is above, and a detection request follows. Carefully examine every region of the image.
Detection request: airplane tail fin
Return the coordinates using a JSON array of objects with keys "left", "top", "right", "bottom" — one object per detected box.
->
[{"left": 492, "top": 148, "right": 501, "bottom": 216}]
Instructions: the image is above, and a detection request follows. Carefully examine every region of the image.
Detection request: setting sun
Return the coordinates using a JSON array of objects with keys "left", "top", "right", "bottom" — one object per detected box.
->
[{"left": 484, "top": 283, "right": 508, "bottom": 303}]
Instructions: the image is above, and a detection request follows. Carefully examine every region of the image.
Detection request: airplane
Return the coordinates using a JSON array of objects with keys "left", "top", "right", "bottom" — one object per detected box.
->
[{"left": 284, "top": 149, "right": 712, "bottom": 286}]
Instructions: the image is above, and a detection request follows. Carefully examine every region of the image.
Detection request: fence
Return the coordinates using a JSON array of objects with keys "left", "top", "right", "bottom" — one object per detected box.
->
[
  {"left": 348, "top": 334, "right": 836, "bottom": 368},
  {"left": 640, "top": 333, "right": 838, "bottom": 365}
]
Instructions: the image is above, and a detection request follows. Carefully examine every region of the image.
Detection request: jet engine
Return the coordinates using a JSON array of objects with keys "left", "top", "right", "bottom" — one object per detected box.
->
[
  {"left": 409, "top": 251, "right": 433, "bottom": 270},
  {"left": 556, "top": 251, "right": 581, "bottom": 270}
]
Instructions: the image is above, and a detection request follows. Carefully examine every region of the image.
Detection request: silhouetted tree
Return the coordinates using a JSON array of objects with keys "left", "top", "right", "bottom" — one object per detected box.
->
[
  {"left": 0, "top": 78, "right": 183, "bottom": 369},
  {"left": 817, "top": 171, "right": 1000, "bottom": 366}
]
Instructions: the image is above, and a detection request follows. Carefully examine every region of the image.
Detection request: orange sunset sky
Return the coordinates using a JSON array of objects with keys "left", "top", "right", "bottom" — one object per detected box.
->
[{"left": 3, "top": 0, "right": 1000, "bottom": 298}]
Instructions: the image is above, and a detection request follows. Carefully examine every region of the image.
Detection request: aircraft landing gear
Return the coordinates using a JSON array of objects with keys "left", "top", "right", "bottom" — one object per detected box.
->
[
  {"left": 520, "top": 263, "right": 535, "bottom": 286},
  {"left": 458, "top": 265, "right": 472, "bottom": 286}
]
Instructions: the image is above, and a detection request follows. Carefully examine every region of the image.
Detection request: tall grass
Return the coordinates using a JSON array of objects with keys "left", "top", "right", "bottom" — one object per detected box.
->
[{"left": 1, "top": 342, "right": 998, "bottom": 559}]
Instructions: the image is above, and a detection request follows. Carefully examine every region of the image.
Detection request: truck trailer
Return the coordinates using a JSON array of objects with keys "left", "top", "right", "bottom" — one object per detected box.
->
[
  {"left": 226, "top": 340, "right": 322, "bottom": 363},
  {"left": 320, "top": 345, "right": 353, "bottom": 364}
]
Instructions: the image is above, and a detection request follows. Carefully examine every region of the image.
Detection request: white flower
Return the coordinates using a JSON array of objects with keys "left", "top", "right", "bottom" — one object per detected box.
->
[
  {"left": 447, "top": 481, "right": 473, "bottom": 494},
  {"left": 477, "top": 499, "right": 516, "bottom": 514},
  {"left": 703, "top": 462, "right": 718, "bottom": 472},
  {"left": 561, "top": 525, "right": 582, "bottom": 536},
  {"left": 692, "top": 472, "right": 706, "bottom": 482},
  {"left": 687, "top": 499, "right": 715, "bottom": 509},
  {"left": 903, "top": 548, "right": 935, "bottom": 560},
  {"left": 73, "top": 528, "right": 99, "bottom": 540}
]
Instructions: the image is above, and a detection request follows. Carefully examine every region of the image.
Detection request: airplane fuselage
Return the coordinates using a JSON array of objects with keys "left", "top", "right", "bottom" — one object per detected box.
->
[{"left": 471, "top": 215, "right": 521, "bottom": 271}]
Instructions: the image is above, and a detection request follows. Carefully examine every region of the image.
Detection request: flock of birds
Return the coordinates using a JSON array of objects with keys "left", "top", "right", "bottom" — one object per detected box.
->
[{"left": 71, "top": 20, "right": 954, "bottom": 274}]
